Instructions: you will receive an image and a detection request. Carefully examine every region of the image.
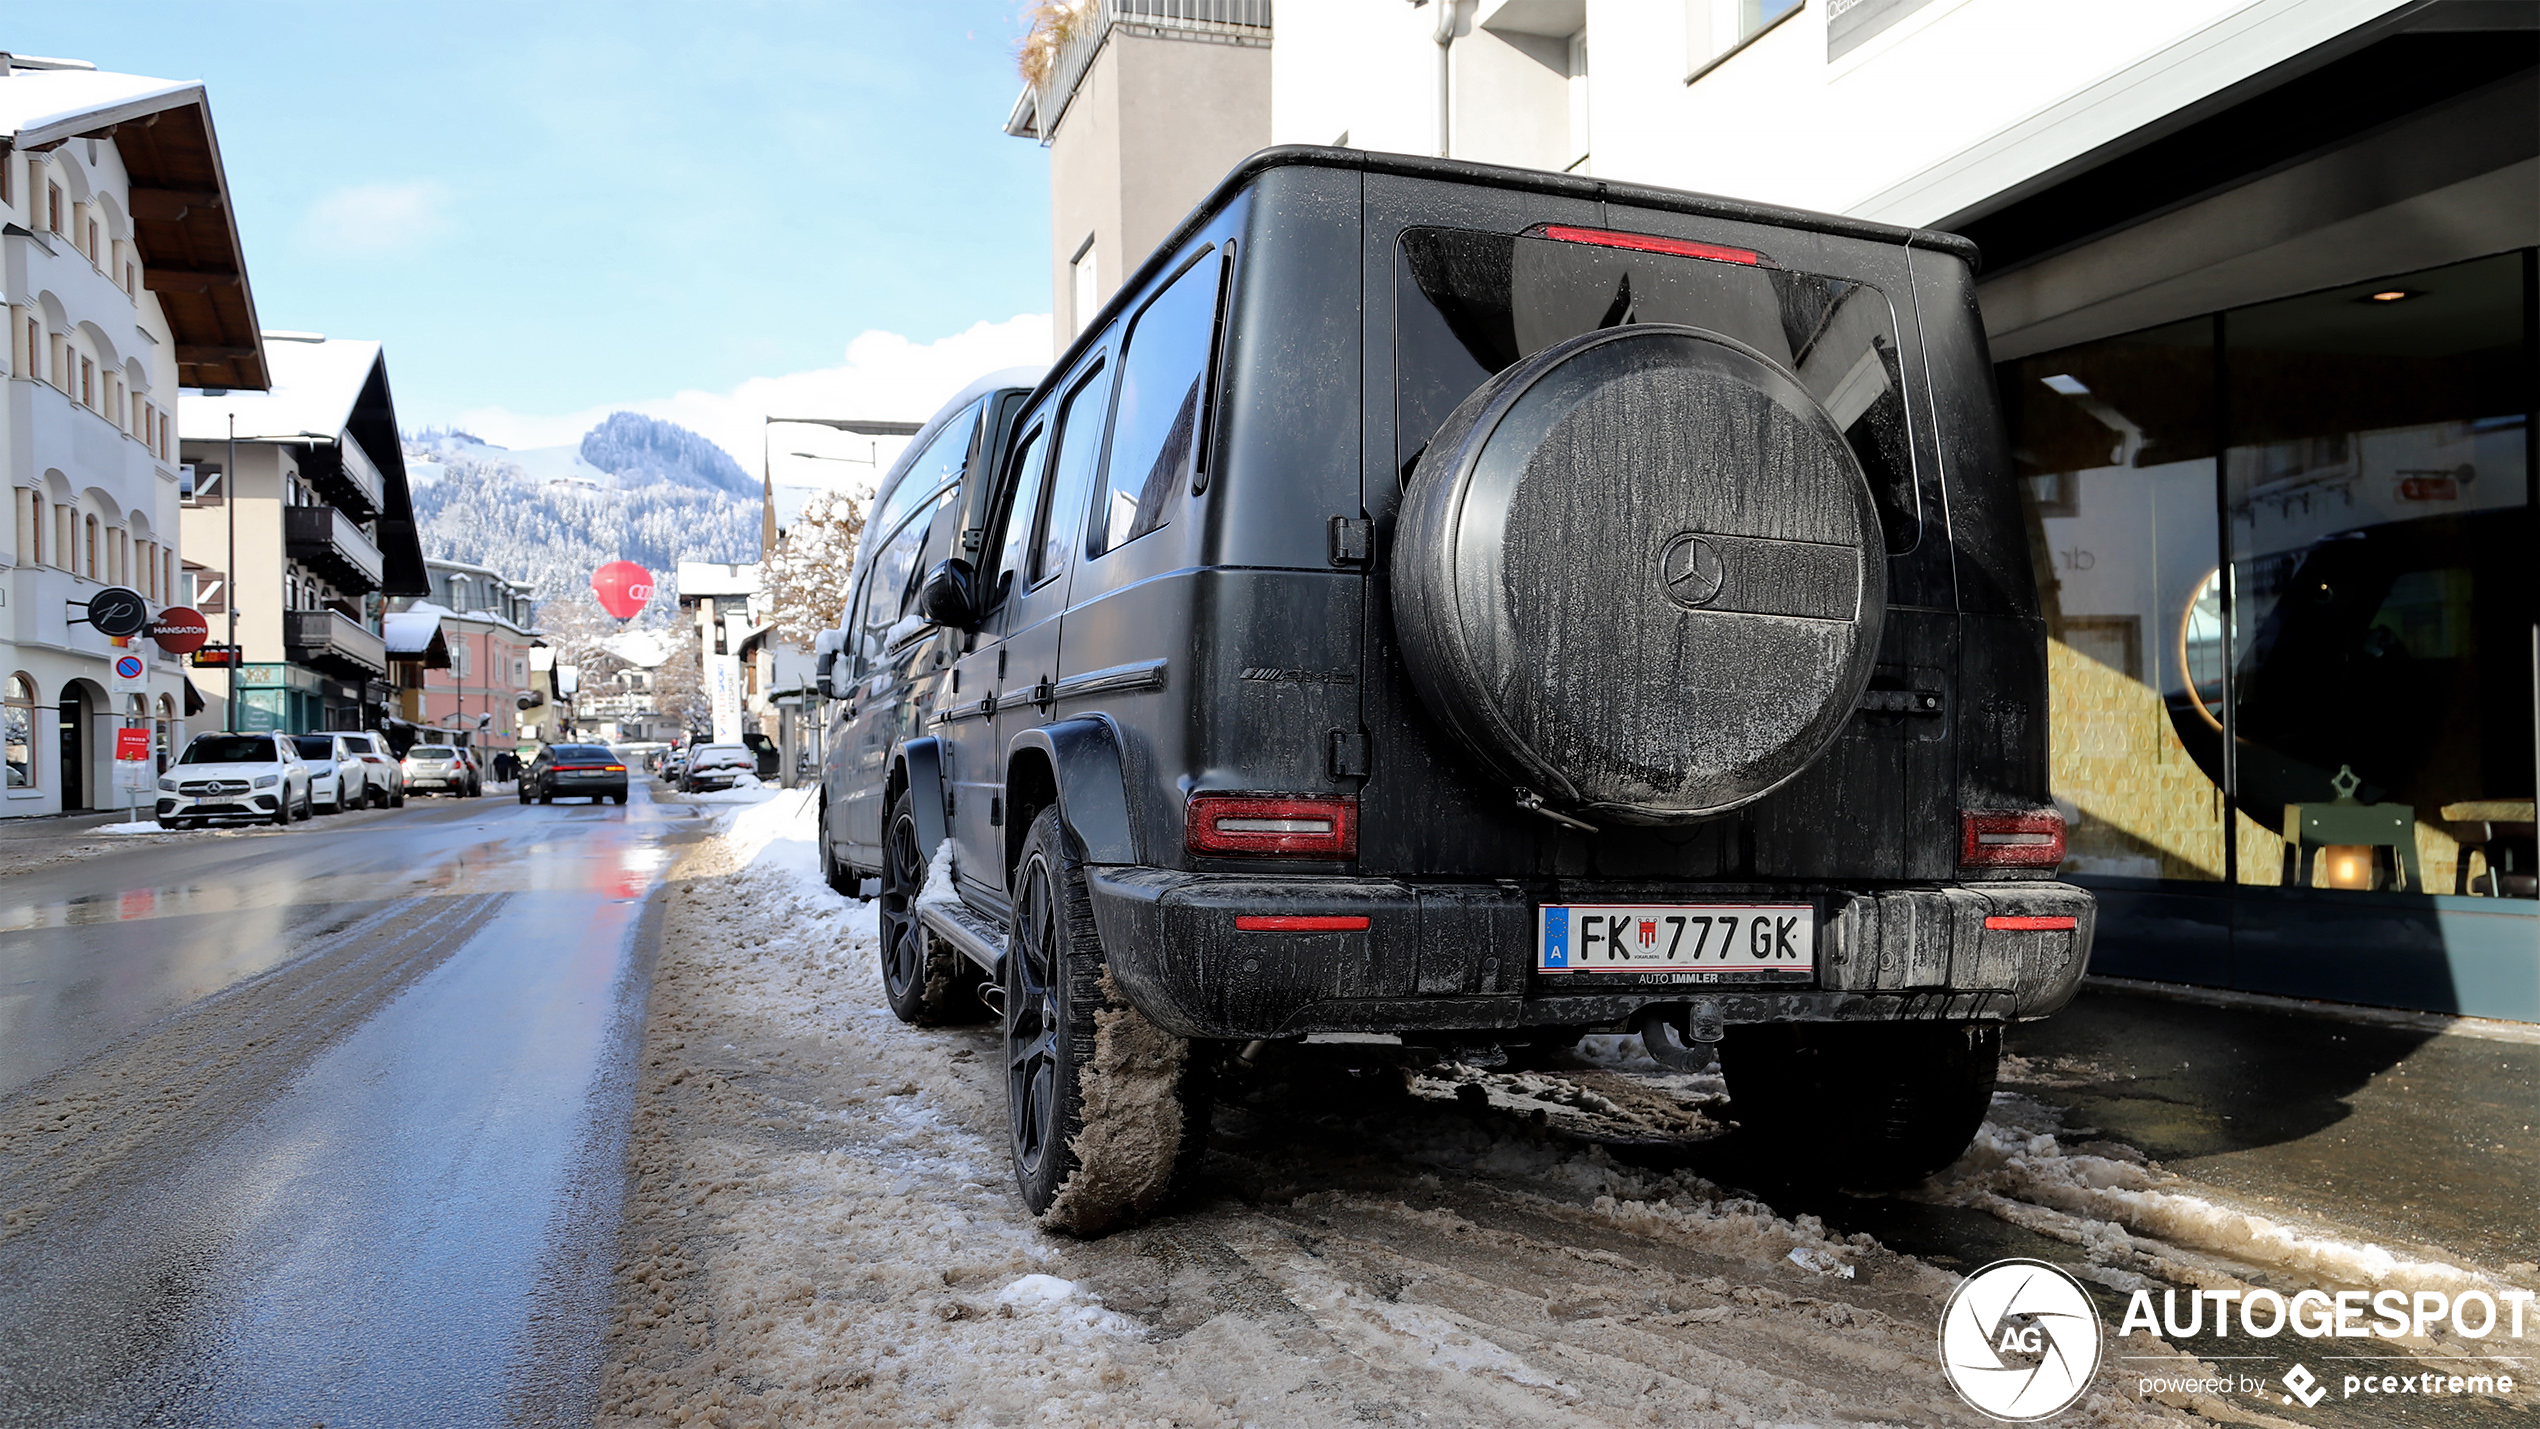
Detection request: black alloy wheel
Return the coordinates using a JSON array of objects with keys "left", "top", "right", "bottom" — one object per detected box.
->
[
  {"left": 1005, "top": 839, "right": 1068, "bottom": 1214},
  {"left": 1002, "top": 807, "right": 1211, "bottom": 1235},
  {"left": 876, "top": 789, "right": 980, "bottom": 1025}
]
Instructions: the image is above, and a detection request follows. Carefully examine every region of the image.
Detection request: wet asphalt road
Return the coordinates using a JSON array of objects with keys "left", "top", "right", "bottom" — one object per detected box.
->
[{"left": 0, "top": 783, "right": 705, "bottom": 1428}]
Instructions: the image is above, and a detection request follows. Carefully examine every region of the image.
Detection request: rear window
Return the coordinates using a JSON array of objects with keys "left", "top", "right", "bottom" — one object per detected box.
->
[
  {"left": 182, "top": 735, "right": 281, "bottom": 765},
  {"left": 410, "top": 745, "right": 455, "bottom": 759},
  {"left": 554, "top": 745, "right": 613, "bottom": 761},
  {"left": 293, "top": 737, "right": 335, "bottom": 759},
  {"left": 1395, "top": 226, "right": 1919, "bottom": 553}
]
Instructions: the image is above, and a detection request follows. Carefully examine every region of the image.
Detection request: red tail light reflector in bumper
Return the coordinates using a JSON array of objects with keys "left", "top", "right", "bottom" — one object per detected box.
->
[
  {"left": 1234, "top": 915, "right": 1370, "bottom": 932},
  {"left": 1187, "top": 795, "right": 1357, "bottom": 858},
  {"left": 1535, "top": 224, "right": 1763, "bottom": 266},
  {"left": 1960, "top": 810, "right": 2067, "bottom": 868},
  {"left": 1985, "top": 915, "right": 2077, "bottom": 931}
]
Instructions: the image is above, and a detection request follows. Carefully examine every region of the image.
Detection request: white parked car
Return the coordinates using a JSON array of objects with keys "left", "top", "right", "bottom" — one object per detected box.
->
[
  {"left": 156, "top": 732, "right": 313, "bottom": 828},
  {"left": 679, "top": 743, "right": 755, "bottom": 793},
  {"left": 324, "top": 730, "right": 406, "bottom": 808},
  {"left": 402, "top": 742, "right": 482, "bottom": 797},
  {"left": 290, "top": 735, "right": 357, "bottom": 813}
]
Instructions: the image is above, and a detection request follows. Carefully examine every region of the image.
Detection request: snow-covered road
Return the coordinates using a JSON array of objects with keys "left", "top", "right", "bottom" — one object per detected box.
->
[{"left": 602, "top": 793, "right": 2534, "bottom": 1428}]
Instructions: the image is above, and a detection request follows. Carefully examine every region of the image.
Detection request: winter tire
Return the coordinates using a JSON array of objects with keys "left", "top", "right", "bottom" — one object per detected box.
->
[
  {"left": 1391, "top": 324, "right": 1886, "bottom": 825},
  {"left": 1003, "top": 806, "right": 1210, "bottom": 1236},
  {"left": 391, "top": 787, "right": 405, "bottom": 808},
  {"left": 539, "top": 787, "right": 553, "bottom": 805},
  {"left": 1723, "top": 1021, "right": 1998, "bottom": 1188},
  {"left": 877, "top": 789, "right": 982, "bottom": 1025},
  {"left": 518, "top": 784, "right": 531, "bottom": 804},
  {"left": 819, "top": 797, "right": 855, "bottom": 896}
]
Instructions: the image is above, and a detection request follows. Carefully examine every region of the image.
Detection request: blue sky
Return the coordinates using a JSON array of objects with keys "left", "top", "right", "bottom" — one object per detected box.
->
[{"left": 8, "top": 2, "right": 1054, "bottom": 457}]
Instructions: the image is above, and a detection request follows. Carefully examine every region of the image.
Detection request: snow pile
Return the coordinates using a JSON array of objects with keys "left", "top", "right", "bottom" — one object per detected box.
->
[
  {"left": 1927, "top": 1092, "right": 2521, "bottom": 1319},
  {"left": 688, "top": 777, "right": 784, "bottom": 807},
  {"left": 912, "top": 838, "right": 960, "bottom": 913},
  {"left": 94, "top": 820, "right": 176, "bottom": 835},
  {"left": 720, "top": 786, "right": 818, "bottom": 874}
]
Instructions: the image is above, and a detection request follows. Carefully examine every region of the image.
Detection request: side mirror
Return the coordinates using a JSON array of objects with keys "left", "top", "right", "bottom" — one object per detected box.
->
[
  {"left": 813, "top": 631, "right": 842, "bottom": 699},
  {"left": 915, "top": 558, "right": 979, "bottom": 629}
]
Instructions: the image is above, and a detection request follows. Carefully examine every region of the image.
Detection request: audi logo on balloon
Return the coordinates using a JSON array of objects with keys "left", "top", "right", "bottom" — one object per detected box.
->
[{"left": 591, "top": 561, "right": 656, "bottom": 619}]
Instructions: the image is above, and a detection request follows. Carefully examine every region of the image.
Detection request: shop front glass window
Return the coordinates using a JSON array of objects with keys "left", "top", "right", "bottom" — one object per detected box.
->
[
  {"left": 5, "top": 675, "right": 36, "bottom": 789},
  {"left": 2003, "top": 320, "right": 2228, "bottom": 881},
  {"left": 2224, "top": 254, "right": 2534, "bottom": 896}
]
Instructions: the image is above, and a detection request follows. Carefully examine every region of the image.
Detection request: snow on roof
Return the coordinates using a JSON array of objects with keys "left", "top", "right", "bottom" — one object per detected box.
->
[
  {"left": 179, "top": 335, "right": 383, "bottom": 442},
  {"left": 0, "top": 65, "right": 199, "bottom": 148},
  {"left": 677, "top": 561, "right": 761, "bottom": 597},
  {"left": 383, "top": 608, "right": 446, "bottom": 657},
  {"left": 600, "top": 630, "right": 674, "bottom": 668}
]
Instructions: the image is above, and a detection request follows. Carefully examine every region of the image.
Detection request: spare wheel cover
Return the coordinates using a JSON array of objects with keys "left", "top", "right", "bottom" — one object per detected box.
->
[{"left": 1390, "top": 323, "right": 1886, "bottom": 824}]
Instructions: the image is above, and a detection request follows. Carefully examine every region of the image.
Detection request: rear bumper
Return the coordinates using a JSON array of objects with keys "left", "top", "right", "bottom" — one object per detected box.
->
[
  {"left": 554, "top": 779, "right": 628, "bottom": 797},
  {"left": 1085, "top": 870, "right": 2095, "bottom": 1041}
]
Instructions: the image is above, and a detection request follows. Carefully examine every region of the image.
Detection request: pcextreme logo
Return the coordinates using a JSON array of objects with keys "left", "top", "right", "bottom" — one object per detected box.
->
[{"left": 1940, "top": 1259, "right": 2105, "bottom": 1421}]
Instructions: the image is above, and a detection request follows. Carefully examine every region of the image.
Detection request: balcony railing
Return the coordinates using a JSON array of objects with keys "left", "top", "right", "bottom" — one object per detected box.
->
[
  {"left": 304, "top": 432, "right": 387, "bottom": 519},
  {"left": 1020, "top": 0, "right": 1272, "bottom": 142},
  {"left": 285, "top": 608, "right": 388, "bottom": 679},
  {"left": 284, "top": 504, "right": 385, "bottom": 592}
]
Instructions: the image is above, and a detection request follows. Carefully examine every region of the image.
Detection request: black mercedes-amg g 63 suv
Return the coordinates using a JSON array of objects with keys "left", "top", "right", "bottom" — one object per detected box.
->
[{"left": 816, "top": 147, "right": 2092, "bottom": 1234}]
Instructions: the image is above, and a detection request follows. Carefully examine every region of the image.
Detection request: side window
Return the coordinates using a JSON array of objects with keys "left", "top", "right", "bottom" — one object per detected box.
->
[
  {"left": 1092, "top": 252, "right": 1223, "bottom": 557},
  {"left": 1032, "top": 360, "right": 1111, "bottom": 585},
  {"left": 992, "top": 423, "right": 1049, "bottom": 600},
  {"left": 870, "top": 400, "right": 983, "bottom": 540},
  {"left": 857, "top": 504, "right": 939, "bottom": 658}
]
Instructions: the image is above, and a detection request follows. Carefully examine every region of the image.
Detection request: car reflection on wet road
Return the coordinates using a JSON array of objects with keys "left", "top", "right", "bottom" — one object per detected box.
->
[{"left": 0, "top": 786, "right": 699, "bottom": 1428}]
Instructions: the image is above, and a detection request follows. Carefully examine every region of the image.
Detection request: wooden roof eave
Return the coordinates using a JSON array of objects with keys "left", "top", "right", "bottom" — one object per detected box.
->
[{"left": 52, "top": 92, "right": 270, "bottom": 392}]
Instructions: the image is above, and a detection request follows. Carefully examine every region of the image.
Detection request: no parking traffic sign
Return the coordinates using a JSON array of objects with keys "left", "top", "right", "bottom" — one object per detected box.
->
[{"left": 110, "top": 652, "right": 148, "bottom": 694}]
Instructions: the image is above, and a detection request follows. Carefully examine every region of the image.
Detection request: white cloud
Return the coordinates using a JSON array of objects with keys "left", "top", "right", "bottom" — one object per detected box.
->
[
  {"left": 298, "top": 181, "right": 455, "bottom": 257},
  {"left": 449, "top": 313, "right": 1054, "bottom": 503}
]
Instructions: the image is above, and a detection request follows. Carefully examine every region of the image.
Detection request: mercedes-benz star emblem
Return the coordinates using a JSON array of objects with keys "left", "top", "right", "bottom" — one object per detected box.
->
[
  {"left": 1659, "top": 532, "right": 1725, "bottom": 609},
  {"left": 1938, "top": 1258, "right": 2103, "bottom": 1421}
]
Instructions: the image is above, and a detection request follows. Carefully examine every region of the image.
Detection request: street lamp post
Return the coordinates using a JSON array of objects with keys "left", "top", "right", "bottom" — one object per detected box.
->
[{"left": 225, "top": 413, "right": 237, "bottom": 732}]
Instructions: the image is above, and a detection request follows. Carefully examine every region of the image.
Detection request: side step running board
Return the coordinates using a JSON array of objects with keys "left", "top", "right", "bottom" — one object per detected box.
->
[{"left": 918, "top": 897, "right": 1007, "bottom": 976}]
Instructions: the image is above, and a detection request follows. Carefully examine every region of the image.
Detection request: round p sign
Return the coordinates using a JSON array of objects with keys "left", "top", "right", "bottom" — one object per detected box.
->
[{"left": 87, "top": 586, "right": 150, "bottom": 638}]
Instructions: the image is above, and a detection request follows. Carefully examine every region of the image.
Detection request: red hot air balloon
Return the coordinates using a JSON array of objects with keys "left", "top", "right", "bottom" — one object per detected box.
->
[{"left": 592, "top": 561, "right": 655, "bottom": 620}]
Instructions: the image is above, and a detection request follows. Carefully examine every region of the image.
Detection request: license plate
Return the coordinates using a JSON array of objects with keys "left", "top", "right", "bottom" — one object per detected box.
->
[{"left": 1537, "top": 903, "right": 1814, "bottom": 977}]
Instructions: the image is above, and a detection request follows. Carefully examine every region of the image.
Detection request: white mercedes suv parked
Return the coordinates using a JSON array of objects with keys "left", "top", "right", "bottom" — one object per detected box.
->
[{"left": 157, "top": 732, "right": 313, "bottom": 828}]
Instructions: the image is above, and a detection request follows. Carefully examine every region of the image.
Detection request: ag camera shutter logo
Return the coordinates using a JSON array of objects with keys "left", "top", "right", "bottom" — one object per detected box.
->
[{"left": 1940, "top": 1258, "right": 2104, "bottom": 1421}]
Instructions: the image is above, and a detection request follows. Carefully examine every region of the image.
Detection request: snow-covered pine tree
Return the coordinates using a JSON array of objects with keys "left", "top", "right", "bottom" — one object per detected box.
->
[{"left": 763, "top": 489, "right": 866, "bottom": 648}]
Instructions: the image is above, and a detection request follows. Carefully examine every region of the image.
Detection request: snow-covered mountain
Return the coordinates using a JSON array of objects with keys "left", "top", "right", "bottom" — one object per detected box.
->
[{"left": 405, "top": 413, "right": 760, "bottom": 613}]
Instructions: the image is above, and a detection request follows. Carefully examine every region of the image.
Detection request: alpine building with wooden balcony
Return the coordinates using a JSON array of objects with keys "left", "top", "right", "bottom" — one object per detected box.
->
[{"left": 179, "top": 334, "right": 429, "bottom": 735}]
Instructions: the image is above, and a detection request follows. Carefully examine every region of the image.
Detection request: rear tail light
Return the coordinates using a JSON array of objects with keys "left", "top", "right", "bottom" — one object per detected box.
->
[
  {"left": 604, "top": 764, "right": 625, "bottom": 772},
  {"left": 1985, "top": 914, "right": 2077, "bottom": 931},
  {"left": 1234, "top": 915, "right": 1370, "bottom": 932},
  {"left": 1534, "top": 223, "right": 1764, "bottom": 267},
  {"left": 1186, "top": 794, "right": 1357, "bottom": 858},
  {"left": 1960, "top": 810, "right": 2066, "bottom": 869}
]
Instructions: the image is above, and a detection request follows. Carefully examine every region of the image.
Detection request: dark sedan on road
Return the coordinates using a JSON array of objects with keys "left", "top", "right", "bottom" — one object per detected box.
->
[{"left": 521, "top": 744, "right": 629, "bottom": 805}]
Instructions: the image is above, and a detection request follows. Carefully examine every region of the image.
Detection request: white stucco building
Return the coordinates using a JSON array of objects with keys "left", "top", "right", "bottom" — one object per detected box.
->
[{"left": 2, "top": 53, "right": 265, "bottom": 815}]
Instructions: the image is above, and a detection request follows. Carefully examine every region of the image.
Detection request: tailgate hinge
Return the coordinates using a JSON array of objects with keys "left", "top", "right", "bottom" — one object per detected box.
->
[
  {"left": 1328, "top": 516, "right": 1373, "bottom": 567},
  {"left": 1329, "top": 729, "right": 1370, "bottom": 779}
]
